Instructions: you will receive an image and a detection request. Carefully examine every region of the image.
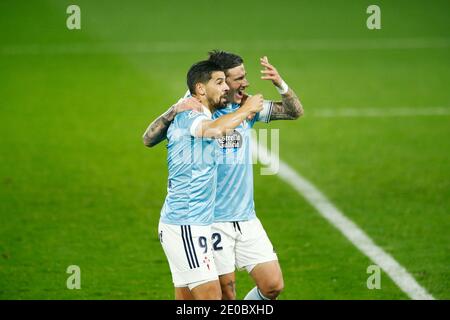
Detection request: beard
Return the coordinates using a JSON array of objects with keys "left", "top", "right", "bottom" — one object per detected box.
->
[{"left": 209, "top": 95, "right": 229, "bottom": 109}]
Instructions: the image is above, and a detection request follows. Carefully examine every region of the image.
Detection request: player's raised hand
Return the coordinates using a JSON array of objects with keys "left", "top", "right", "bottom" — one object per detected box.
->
[
  {"left": 241, "top": 93, "right": 264, "bottom": 114},
  {"left": 260, "top": 56, "right": 283, "bottom": 88},
  {"left": 173, "top": 97, "right": 203, "bottom": 114}
]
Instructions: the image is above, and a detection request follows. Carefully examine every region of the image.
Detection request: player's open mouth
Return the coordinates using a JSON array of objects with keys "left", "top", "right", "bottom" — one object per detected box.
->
[{"left": 235, "top": 89, "right": 245, "bottom": 99}]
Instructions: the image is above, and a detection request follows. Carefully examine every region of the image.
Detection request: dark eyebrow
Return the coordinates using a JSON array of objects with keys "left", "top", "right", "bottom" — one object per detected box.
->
[{"left": 234, "top": 73, "right": 247, "bottom": 80}]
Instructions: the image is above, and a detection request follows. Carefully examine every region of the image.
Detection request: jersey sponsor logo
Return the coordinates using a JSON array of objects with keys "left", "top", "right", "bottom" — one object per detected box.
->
[{"left": 216, "top": 129, "right": 242, "bottom": 152}]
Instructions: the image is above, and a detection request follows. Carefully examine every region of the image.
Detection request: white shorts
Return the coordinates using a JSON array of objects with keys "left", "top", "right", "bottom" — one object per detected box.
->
[
  {"left": 158, "top": 221, "right": 218, "bottom": 290},
  {"left": 211, "top": 217, "right": 278, "bottom": 276}
]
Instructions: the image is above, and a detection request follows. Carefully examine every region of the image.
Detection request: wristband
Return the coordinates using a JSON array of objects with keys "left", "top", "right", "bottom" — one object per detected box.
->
[{"left": 276, "top": 80, "right": 289, "bottom": 95}]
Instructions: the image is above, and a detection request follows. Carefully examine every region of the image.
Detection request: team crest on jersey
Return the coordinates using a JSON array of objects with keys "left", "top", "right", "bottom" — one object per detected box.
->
[{"left": 216, "top": 129, "right": 242, "bottom": 152}]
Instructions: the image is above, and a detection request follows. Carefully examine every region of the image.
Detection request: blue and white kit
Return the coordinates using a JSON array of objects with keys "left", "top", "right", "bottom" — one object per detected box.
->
[
  {"left": 211, "top": 101, "right": 278, "bottom": 275},
  {"left": 159, "top": 106, "right": 219, "bottom": 288}
]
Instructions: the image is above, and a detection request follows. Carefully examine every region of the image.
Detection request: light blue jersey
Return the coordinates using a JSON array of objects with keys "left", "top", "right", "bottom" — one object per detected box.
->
[
  {"left": 178, "top": 92, "right": 273, "bottom": 222},
  {"left": 160, "top": 107, "right": 218, "bottom": 226},
  {"left": 213, "top": 101, "right": 272, "bottom": 222}
]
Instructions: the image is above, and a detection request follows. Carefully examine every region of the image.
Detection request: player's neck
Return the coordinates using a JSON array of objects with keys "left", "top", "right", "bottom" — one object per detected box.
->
[{"left": 198, "top": 96, "right": 215, "bottom": 114}]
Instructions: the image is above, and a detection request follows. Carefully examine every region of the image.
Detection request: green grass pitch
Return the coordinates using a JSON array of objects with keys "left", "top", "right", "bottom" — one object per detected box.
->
[{"left": 0, "top": 0, "right": 449, "bottom": 299}]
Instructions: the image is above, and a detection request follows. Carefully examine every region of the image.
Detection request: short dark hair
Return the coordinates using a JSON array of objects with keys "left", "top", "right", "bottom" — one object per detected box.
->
[
  {"left": 208, "top": 50, "right": 243, "bottom": 72},
  {"left": 187, "top": 60, "right": 223, "bottom": 95}
]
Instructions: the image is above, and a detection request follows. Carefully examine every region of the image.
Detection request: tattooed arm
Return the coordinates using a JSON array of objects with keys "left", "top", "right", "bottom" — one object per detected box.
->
[
  {"left": 142, "top": 97, "right": 203, "bottom": 147},
  {"left": 270, "top": 87, "right": 304, "bottom": 120},
  {"left": 260, "top": 56, "right": 304, "bottom": 121},
  {"left": 142, "top": 106, "right": 177, "bottom": 147}
]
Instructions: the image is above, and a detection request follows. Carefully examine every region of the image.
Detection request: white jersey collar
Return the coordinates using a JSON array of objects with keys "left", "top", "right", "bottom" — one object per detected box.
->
[{"left": 201, "top": 105, "right": 213, "bottom": 119}]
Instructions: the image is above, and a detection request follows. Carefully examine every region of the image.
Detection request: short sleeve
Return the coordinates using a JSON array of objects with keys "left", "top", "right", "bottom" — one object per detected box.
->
[{"left": 183, "top": 111, "right": 208, "bottom": 137}]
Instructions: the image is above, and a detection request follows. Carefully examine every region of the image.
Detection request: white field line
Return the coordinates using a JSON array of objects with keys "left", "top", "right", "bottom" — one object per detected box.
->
[
  {"left": 1, "top": 37, "right": 450, "bottom": 55},
  {"left": 310, "top": 107, "right": 450, "bottom": 118},
  {"left": 252, "top": 139, "right": 435, "bottom": 300}
]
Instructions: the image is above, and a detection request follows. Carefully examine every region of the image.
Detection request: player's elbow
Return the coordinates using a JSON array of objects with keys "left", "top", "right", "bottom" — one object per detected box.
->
[
  {"left": 142, "top": 134, "right": 156, "bottom": 148},
  {"left": 293, "top": 106, "right": 304, "bottom": 119}
]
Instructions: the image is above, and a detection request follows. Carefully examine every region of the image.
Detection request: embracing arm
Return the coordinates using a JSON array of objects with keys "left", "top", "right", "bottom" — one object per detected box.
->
[
  {"left": 195, "top": 95, "right": 264, "bottom": 139},
  {"left": 142, "top": 106, "right": 176, "bottom": 147},
  {"left": 142, "top": 97, "right": 203, "bottom": 147}
]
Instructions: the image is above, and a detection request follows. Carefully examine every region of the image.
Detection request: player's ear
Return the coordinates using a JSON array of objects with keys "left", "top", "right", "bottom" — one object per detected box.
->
[{"left": 195, "top": 83, "right": 206, "bottom": 96}]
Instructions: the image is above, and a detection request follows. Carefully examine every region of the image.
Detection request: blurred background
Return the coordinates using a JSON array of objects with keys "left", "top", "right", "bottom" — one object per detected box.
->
[{"left": 0, "top": 0, "right": 449, "bottom": 299}]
